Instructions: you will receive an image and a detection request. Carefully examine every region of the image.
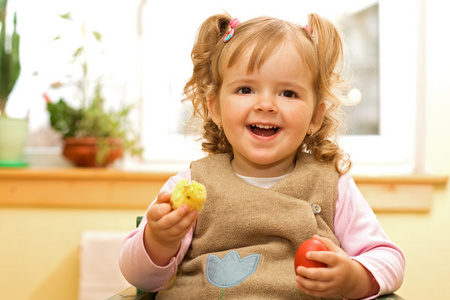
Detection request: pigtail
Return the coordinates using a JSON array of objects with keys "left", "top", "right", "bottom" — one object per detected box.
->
[
  {"left": 308, "top": 13, "right": 345, "bottom": 100},
  {"left": 183, "top": 14, "right": 233, "bottom": 155},
  {"left": 184, "top": 14, "right": 230, "bottom": 119},
  {"left": 301, "top": 14, "right": 351, "bottom": 174}
]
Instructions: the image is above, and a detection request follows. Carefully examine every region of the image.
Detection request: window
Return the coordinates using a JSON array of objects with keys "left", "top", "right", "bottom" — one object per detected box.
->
[
  {"left": 7, "top": 0, "right": 141, "bottom": 149},
  {"left": 340, "top": 0, "right": 424, "bottom": 174},
  {"left": 138, "top": 0, "right": 424, "bottom": 174},
  {"left": 12, "top": 0, "right": 423, "bottom": 175}
]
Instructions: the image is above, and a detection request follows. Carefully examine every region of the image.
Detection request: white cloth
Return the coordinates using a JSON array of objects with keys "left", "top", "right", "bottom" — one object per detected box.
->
[{"left": 79, "top": 231, "right": 131, "bottom": 300}]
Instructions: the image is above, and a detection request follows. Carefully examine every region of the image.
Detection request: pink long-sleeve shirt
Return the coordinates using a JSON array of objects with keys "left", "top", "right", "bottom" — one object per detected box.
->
[{"left": 119, "top": 170, "right": 405, "bottom": 299}]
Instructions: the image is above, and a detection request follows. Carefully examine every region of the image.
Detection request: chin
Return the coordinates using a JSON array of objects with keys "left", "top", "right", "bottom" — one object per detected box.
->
[{"left": 248, "top": 155, "right": 294, "bottom": 168}]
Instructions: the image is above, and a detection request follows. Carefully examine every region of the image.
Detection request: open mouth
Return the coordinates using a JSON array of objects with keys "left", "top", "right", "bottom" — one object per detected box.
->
[{"left": 249, "top": 124, "right": 280, "bottom": 137}]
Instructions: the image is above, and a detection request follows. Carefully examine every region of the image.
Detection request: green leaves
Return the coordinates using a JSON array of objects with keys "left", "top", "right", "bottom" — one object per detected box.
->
[
  {"left": 46, "top": 86, "right": 143, "bottom": 158},
  {"left": 46, "top": 10, "right": 143, "bottom": 160},
  {"left": 0, "top": 0, "right": 21, "bottom": 117},
  {"left": 58, "top": 12, "right": 72, "bottom": 21},
  {"left": 75, "top": 84, "right": 132, "bottom": 139},
  {"left": 91, "top": 31, "right": 102, "bottom": 42},
  {"left": 46, "top": 98, "right": 83, "bottom": 138}
]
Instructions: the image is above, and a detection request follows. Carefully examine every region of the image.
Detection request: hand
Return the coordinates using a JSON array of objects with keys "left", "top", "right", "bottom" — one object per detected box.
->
[
  {"left": 295, "top": 235, "right": 379, "bottom": 299},
  {"left": 144, "top": 191, "right": 199, "bottom": 266}
]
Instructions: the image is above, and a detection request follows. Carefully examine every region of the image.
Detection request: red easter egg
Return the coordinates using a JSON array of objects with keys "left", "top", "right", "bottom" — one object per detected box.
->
[{"left": 294, "top": 238, "right": 327, "bottom": 272}]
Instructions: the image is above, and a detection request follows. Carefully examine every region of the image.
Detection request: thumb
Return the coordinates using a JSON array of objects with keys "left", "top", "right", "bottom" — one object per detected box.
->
[
  {"left": 156, "top": 191, "right": 171, "bottom": 204},
  {"left": 312, "top": 234, "right": 340, "bottom": 252},
  {"left": 147, "top": 192, "right": 172, "bottom": 221}
]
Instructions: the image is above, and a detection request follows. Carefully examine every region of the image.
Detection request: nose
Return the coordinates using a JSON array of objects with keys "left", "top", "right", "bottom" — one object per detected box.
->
[{"left": 254, "top": 93, "right": 278, "bottom": 113}]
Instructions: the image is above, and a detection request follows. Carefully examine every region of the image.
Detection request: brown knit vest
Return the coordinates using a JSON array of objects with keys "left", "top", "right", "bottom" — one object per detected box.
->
[{"left": 156, "top": 153, "right": 341, "bottom": 299}]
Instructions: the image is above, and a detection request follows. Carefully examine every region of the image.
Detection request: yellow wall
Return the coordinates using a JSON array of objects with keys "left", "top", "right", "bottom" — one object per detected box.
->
[
  {"left": 379, "top": 1, "right": 450, "bottom": 298},
  {"left": 1, "top": 1, "right": 449, "bottom": 300},
  {"left": 0, "top": 208, "right": 143, "bottom": 300},
  {"left": 1, "top": 187, "right": 447, "bottom": 300}
]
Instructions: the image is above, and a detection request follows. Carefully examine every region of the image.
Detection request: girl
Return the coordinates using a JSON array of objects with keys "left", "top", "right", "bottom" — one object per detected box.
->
[{"left": 119, "top": 13, "right": 405, "bottom": 299}]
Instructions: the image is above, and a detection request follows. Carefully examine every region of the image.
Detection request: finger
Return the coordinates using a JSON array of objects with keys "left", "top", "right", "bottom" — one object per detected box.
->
[
  {"left": 307, "top": 247, "right": 344, "bottom": 270},
  {"left": 312, "top": 235, "right": 335, "bottom": 250},
  {"left": 156, "top": 204, "right": 189, "bottom": 228},
  {"left": 147, "top": 192, "right": 174, "bottom": 221},
  {"left": 147, "top": 202, "right": 172, "bottom": 221},
  {"left": 173, "top": 210, "right": 199, "bottom": 236},
  {"left": 297, "top": 265, "right": 329, "bottom": 281},
  {"left": 159, "top": 203, "right": 200, "bottom": 232},
  {"left": 156, "top": 191, "right": 171, "bottom": 204},
  {"left": 171, "top": 206, "right": 198, "bottom": 228},
  {"left": 185, "top": 208, "right": 199, "bottom": 224},
  {"left": 296, "top": 273, "right": 330, "bottom": 296},
  {"left": 157, "top": 208, "right": 198, "bottom": 241}
]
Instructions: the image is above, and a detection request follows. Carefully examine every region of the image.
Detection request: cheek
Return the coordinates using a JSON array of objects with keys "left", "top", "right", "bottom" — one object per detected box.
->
[
  {"left": 284, "top": 105, "right": 314, "bottom": 128},
  {"left": 220, "top": 98, "right": 245, "bottom": 121}
]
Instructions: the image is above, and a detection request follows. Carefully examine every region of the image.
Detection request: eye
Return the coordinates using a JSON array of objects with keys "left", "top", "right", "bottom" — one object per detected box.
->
[
  {"left": 237, "top": 87, "right": 253, "bottom": 94},
  {"left": 280, "top": 90, "right": 298, "bottom": 98}
]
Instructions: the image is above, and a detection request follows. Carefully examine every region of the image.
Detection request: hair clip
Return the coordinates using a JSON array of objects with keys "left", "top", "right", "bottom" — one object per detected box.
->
[
  {"left": 223, "top": 18, "right": 240, "bottom": 43},
  {"left": 302, "top": 25, "right": 313, "bottom": 38}
]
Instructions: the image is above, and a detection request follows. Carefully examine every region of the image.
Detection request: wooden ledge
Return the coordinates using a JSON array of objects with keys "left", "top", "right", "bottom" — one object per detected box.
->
[
  {"left": 0, "top": 168, "right": 175, "bottom": 209},
  {"left": 0, "top": 167, "right": 174, "bottom": 181},
  {"left": 354, "top": 174, "right": 447, "bottom": 212},
  {"left": 0, "top": 168, "right": 447, "bottom": 212},
  {"left": 354, "top": 175, "right": 448, "bottom": 185}
]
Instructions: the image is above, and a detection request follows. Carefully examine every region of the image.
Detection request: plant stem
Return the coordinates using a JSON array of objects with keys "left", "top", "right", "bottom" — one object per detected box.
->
[
  {"left": 81, "top": 22, "right": 88, "bottom": 109},
  {"left": 0, "top": 97, "right": 7, "bottom": 117}
]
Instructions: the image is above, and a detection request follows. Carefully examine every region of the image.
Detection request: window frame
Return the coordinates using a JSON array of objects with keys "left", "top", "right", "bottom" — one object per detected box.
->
[{"left": 339, "top": 0, "right": 424, "bottom": 175}]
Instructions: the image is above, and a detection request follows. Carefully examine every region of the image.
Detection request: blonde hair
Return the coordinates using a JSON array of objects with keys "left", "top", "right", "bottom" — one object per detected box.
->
[{"left": 183, "top": 13, "right": 351, "bottom": 174}]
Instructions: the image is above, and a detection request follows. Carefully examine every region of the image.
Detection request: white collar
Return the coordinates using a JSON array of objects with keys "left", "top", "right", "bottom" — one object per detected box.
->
[{"left": 235, "top": 173, "right": 290, "bottom": 189}]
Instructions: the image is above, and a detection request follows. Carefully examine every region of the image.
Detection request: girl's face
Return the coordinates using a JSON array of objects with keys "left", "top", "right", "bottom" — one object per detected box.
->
[{"left": 208, "top": 43, "right": 324, "bottom": 177}]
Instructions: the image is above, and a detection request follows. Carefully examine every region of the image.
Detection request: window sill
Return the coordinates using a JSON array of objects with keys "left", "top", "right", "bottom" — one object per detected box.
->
[
  {"left": 0, "top": 168, "right": 446, "bottom": 212},
  {"left": 354, "top": 175, "right": 447, "bottom": 212},
  {"left": 0, "top": 168, "right": 174, "bottom": 209}
]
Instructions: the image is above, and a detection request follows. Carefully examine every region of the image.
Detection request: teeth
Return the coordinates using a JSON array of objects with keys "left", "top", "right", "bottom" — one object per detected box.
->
[{"left": 251, "top": 124, "right": 278, "bottom": 129}]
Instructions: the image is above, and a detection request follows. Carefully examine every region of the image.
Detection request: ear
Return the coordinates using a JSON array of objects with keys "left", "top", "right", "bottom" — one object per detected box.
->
[
  {"left": 310, "top": 102, "right": 326, "bottom": 133},
  {"left": 207, "top": 93, "right": 221, "bottom": 126}
]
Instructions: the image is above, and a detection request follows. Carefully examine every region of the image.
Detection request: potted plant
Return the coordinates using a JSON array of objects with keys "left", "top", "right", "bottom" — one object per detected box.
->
[
  {"left": 0, "top": 0, "right": 27, "bottom": 167},
  {"left": 44, "top": 12, "right": 142, "bottom": 167}
]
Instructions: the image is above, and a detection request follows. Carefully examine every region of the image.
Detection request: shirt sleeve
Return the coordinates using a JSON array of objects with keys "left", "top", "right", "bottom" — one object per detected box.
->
[
  {"left": 118, "top": 169, "right": 194, "bottom": 292},
  {"left": 334, "top": 174, "right": 406, "bottom": 299}
]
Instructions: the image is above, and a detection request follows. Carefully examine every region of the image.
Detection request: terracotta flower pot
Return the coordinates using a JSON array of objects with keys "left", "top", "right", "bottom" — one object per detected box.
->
[{"left": 62, "top": 137, "right": 123, "bottom": 167}]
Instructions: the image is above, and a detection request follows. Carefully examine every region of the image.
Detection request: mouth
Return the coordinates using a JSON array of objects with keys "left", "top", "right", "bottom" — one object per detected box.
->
[{"left": 248, "top": 124, "right": 280, "bottom": 137}]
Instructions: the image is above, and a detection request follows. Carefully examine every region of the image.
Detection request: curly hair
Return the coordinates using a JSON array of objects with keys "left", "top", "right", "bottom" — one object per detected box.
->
[{"left": 183, "top": 13, "right": 351, "bottom": 174}]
